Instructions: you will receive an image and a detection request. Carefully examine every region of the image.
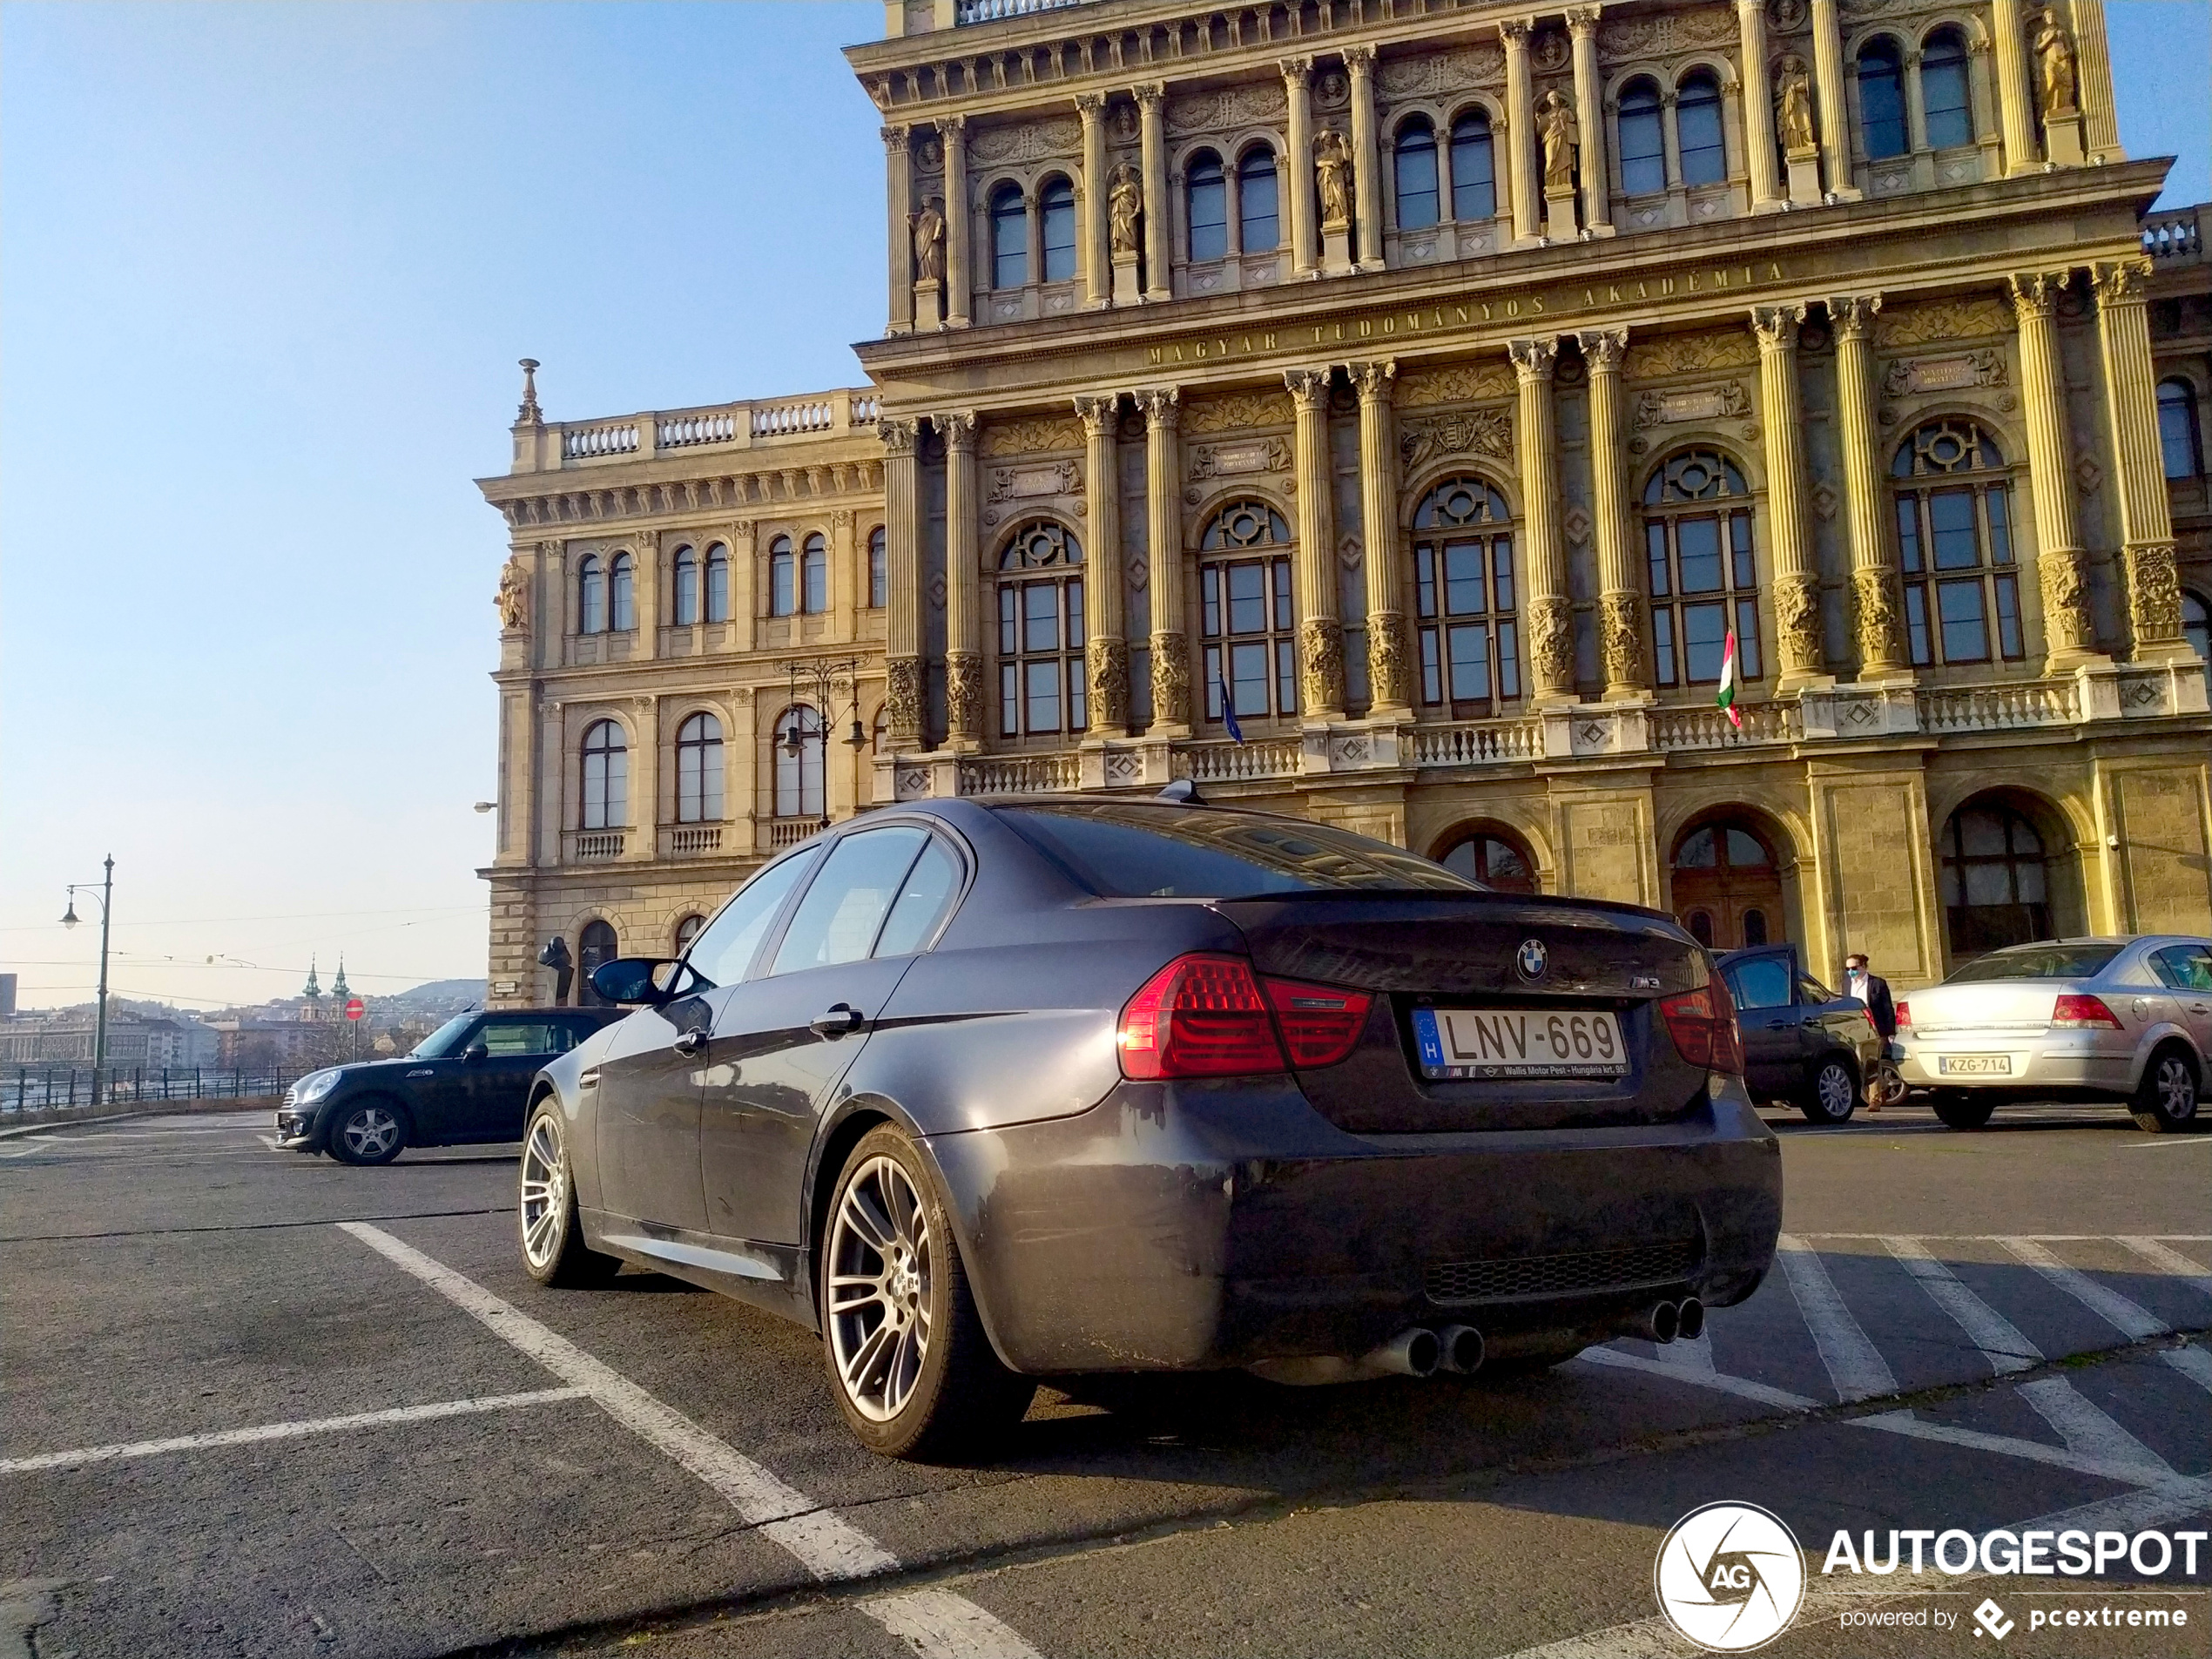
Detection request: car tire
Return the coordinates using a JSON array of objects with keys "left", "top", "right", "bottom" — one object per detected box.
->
[
  {"left": 519, "top": 1103, "right": 621, "bottom": 1287},
  {"left": 819, "top": 1125, "right": 1035, "bottom": 1461},
  {"left": 2131, "top": 1046, "right": 2201, "bottom": 1135},
  {"left": 1798, "top": 1055, "right": 1859, "bottom": 1125},
  {"left": 1932, "top": 1092, "right": 1996, "bottom": 1131},
  {"left": 327, "top": 1098, "right": 408, "bottom": 1165}
]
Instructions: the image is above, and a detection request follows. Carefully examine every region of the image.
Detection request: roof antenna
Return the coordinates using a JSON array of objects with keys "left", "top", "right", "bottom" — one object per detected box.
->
[{"left": 1157, "top": 778, "right": 1201, "bottom": 806}]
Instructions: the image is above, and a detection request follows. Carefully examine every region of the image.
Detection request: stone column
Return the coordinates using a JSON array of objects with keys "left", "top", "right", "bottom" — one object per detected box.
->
[
  {"left": 1578, "top": 327, "right": 1646, "bottom": 700},
  {"left": 2006, "top": 271, "right": 2094, "bottom": 666},
  {"left": 1510, "top": 337, "right": 1575, "bottom": 703},
  {"left": 1350, "top": 361, "right": 1407, "bottom": 712},
  {"left": 1282, "top": 58, "right": 1318, "bottom": 276},
  {"left": 1568, "top": 9, "right": 1613, "bottom": 235},
  {"left": 1346, "top": 47, "right": 1385, "bottom": 271},
  {"left": 1991, "top": 0, "right": 2040, "bottom": 173},
  {"left": 884, "top": 125, "right": 914, "bottom": 335},
  {"left": 1136, "top": 83, "right": 1170, "bottom": 300},
  {"left": 2092, "top": 258, "right": 2188, "bottom": 660},
  {"left": 942, "top": 115, "right": 971, "bottom": 327},
  {"left": 1737, "top": 0, "right": 1783, "bottom": 211},
  {"left": 880, "top": 417, "right": 925, "bottom": 746},
  {"left": 634, "top": 531, "right": 662, "bottom": 659},
  {"left": 1501, "top": 21, "right": 1540, "bottom": 245},
  {"left": 941, "top": 411, "right": 983, "bottom": 745},
  {"left": 1810, "top": 0, "right": 1858, "bottom": 198},
  {"left": 1827, "top": 294, "right": 1907, "bottom": 676},
  {"left": 1077, "top": 94, "right": 1109, "bottom": 308},
  {"left": 2072, "top": 0, "right": 2122, "bottom": 160},
  {"left": 1751, "top": 304, "right": 1825, "bottom": 687},
  {"left": 628, "top": 696, "right": 659, "bottom": 861},
  {"left": 730, "top": 520, "right": 758, "bottom": 654},
  {"left": 1139, "top": 388, "right": 1189, "bottom": 732},
  {"left": 1077, "top": 394, "right": 1128, "bottom": 735},
  {"left": 1286, "top": 368, "right": 1344, "bottom": 716},
  {"left": 830, "top": 508, "right": 858, "bottom": 645}
]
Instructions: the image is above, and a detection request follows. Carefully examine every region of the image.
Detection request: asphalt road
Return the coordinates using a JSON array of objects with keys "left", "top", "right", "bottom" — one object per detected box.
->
[{"left": 2, "top": 1103, "right": 2206, "bottom": 1659}]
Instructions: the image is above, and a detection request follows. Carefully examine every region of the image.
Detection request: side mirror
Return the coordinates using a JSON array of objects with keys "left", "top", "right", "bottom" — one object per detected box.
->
[
  {"left": 590, "top": 957, "right": 684, "bottom": 1007},
  {"left": 462, "top": 1043, "right": 489, "bottom": 1064}
]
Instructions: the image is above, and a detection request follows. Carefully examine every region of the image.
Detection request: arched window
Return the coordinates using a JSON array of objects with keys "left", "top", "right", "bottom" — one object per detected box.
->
[
  {"left": 1200, "top": 501, "right": 1297, "bottom": 725},
  {"left": 1238, "top": 147, "right": 1280, "bottom": 252},
  {"left": 1451, "top": 111, "right": 1497, "bottom": 220},
  {"left": 1921, "top": 28, "right": 1973, "bottom": 149},
  {"left": 671, "top": 545, "right": 699, "bottom": 626},
  {"left": 773, "top": 705, "right": 825, "bottom": 820},
  {"left": 675, "top": 712, "right": 724, "bottom": 823},
  {"left": 579, "top": 719, "right": 628, "bottom": 830},
  {"left": 1395, "top": 117, "right": 1440, "bottom": 230},
  {"left": 1644, "top": 450, "right": 1760, "bottom": 687},
  {"left": 2182, "top": 591, "right": 2210, "bottom": 664},
  {"left": 577, "top": 555, "right": 606, "bottom": 635},
  {"left": 1858, "top": 37, "right": 1909, "bottom": 159},
  {"left": 1039, "top": 176, "right": 1077, "bottom": 283},
  {"left": 1940, "top": 799, "right": 2050, "bottom": 955},
  {"left": 1619, "top": 79, "right": 1666, "bottom": 195},
  {"left": 608, "top": 553, "right": 636, "bottom": 632},
  {"left": 997, "top": 522, "right": 1086, "bottom": 738},
  {"left": 675, "top": 914, "right": 707, "bottom": 954},
  {"left": 769, "top": 535, "right": 796, "bottom": 617},
  {"left": 1187, "top": 150, "right": 1228, "bottom": 262},
  {"left": 989, "top": 183, "right": 1027, "bottom": 288},
  {"left": 802, "top": 532, "right": 829, "bottom": 614},
  {"left": 1892, "top": 420, "right": 2022, "bottom": 666},
  {"left": 1677, "top": 71, "right": 1726, "bottom": 185},
  {"left": 867, "top": 527, "right": 888, "bottom": 609},
  {"left": 1412, "top": 477, "right": 1520, "bottom": 713},
  {"left": 1672, "top": 819, "right": 1784, "bottom": 951},
  {"left": 705, "top": 543, "right": 731, "bottom": 623},
  {"left": 577, "top": 920, "right": 618, "bottom": 1006},
  {"left": 1439, "top": 830, "right": 1537, "bottom": 893},
  {"left": 2160, "top": 380, "right": 2203, "bottom": 479}
]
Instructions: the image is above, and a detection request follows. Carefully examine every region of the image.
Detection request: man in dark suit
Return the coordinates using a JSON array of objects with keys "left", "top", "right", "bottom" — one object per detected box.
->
[{"left": 1844, "top": 952, "right": 1898, "bottom": 1111}]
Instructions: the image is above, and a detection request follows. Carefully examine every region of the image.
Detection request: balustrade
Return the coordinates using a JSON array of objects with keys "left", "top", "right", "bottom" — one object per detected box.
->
[
  {"left": 562, "top": 422, "right": 638, "bottom": 460},
  {"left": 1651, "top": 701, "right": 1802, "bottom": 752},
  {"left": 568, "top": 830, "right": 626, "bottom": 860},
  {"left": 2142, "top": 208, "right": 2203, "bottom": 261},
  {"left": 1179, "top": 738, "right": 1301, "bottom": 782},
  {"left": 667, "top": 824, "right": 724, "bottom": 854},
  {"left": 769, "top": 819, "right": 823, "bottom": 848},
  {"left": 657, "top": 410, "right": 738, "bottom": 449},
  {"left": 1411, "top": 718, "right": 1545, "bottom": 767},
  {"left": 959, "top": 752, "right": 1079, "bottom": 794},
  {"left": 752, "top": 399, "right": 837, "bottom": 438},
  {"left": 1920, "top": 679, "right": 2080, "bottom": 732}
]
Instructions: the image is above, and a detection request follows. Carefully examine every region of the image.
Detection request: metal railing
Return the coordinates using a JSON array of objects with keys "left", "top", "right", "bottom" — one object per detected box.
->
[{"left": 4, "top": 1067, "right": 313, "bottom": 1114}]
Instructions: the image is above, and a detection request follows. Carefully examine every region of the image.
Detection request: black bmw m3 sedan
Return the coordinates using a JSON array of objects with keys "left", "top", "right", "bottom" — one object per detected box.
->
[{"left": 516, "top": 795, "right": 1781, "bottom": 1459}]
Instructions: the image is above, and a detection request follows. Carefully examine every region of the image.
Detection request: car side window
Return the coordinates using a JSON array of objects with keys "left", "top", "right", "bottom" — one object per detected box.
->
[
  {"left": 873, "top": 836, "right": 962, "bottom": 959},
  {"left": 2151, "top": 945, "right": 2212, "bottom": 992},
  {"left": 1799, "top": 976, "right": 1835, "bottom": 1005},
  {"left": 685, "top": 850, "right": 819, "bottom": 988},
  {"left": 1728, "top": 957, "right": 1793, "bottom": 1010},
  {"left": 770, "top": 827, "right": 930, "bottom": 976},
  {"left": 478, "top": 1020, "right": 570, "bottom": 1056}
]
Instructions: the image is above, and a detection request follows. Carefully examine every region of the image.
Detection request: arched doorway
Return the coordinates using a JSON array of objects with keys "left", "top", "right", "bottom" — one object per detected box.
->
[
  {"left": 1939, "top": 796, "right": 2052, "bottom": 956},
  {"left": 1671, "top": 817, "right": 1784, "bottom": 949},
  {"left": 1434, "top": 826, "right": 1539, "bottom": 892},
  {"left": 576, "top": 919, "right": 618, "bottom": 1007}
]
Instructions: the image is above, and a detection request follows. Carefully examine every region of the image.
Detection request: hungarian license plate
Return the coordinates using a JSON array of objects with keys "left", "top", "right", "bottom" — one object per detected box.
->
[
  {"left": 1938, "top": 1054, "right": 2013, "bottom": 1076},
  {"left": 1412, "top": 1008, "right": 1629, "bottom": 1080}
]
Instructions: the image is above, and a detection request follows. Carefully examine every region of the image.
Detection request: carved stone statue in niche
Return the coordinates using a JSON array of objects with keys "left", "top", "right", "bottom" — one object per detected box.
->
[
  {"left": 2033, "top": 8, "right": 2077, "bottom": 115},
  {"left": 1777, "top": 55, "right": 1816, "bottom": 153},
  {"left": 1314, "top": 129, "right": 1355, "bottom": 229},
  {"left": 1536, "top": 90, "right": 1578, "bottom": 190},
  {"left": 1108, "top": 165, "right": 1143, "bottom": 257},
  {"left": 911, "top": 197, "right": 946, "bottom": 284},
  {"left": 496, "top": 554, "right": 529, "bottom": 632}
]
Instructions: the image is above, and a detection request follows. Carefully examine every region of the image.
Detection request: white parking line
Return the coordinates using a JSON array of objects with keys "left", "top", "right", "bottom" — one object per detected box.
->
[
  {"left": 1998, "top": 1237, "right": 2170, "bottom": 1340},
  {"left": 2161, "top": 1346, "right": 2212, "bottom": 1394},
  {"left": 1575, "top": 1348, "right": 1817, "bottom": 1411},
  {"left": 1646, "top": 1330, "right": 1716, "bottom": 1376},
  {"left": 1881, "top": 1236, "right": 2041, "bottom": 1374},
  {"left": 2115, "top": 1236, "right": 2212, "bottom": 1300},
  {"left": 1776, "top": 1236, "right": 1897, "bottom": 1403},
  {"left": 1852, "top": 1407, "right": 2179, "bottom": 1487},
  {"left": 2016, "top": 1376, "right": 2175, "bottom": 1479},
  {"left": 337, "top": 1222, "right": 1042, "bottom": 1659},
  {"left": 0, "top": 1388, "right": 586, "bottom": 1474}
]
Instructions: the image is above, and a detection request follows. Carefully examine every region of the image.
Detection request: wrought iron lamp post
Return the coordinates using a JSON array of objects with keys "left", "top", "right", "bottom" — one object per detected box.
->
[
  {"left": 779, "top": 658, "right": 870, "bottom": 833},
  {"left": 61, "top": 855, "right": 115, "bottom": 1104}
]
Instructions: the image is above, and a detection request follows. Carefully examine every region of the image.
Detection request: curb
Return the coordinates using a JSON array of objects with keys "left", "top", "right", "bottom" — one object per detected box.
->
[{"left": 0, "top": 1099, "right": 280, "bottom": 1141}]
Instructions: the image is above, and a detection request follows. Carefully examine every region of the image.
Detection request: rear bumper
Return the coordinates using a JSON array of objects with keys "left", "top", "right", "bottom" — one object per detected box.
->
[
  {"left": 925, "top": 1073, "right": 1782, "bottom": 1374},
  {"left": 1896, "top": 1035, "right": 2134, "bottom": 1097}
]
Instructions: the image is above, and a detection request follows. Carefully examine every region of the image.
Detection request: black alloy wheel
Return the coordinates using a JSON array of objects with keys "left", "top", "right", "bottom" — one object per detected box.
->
[
  {"left": 2131, "top": 1046, "right": 2201, "bottom": 1135},
  {"left": 519, "top": 1104, "right": 622, "bottom": 1286},
  {"left": 1932, "top": 1092, "right": 1996, "bottom": 1131},
  {"left": 1799, "top": 1056, "right": 1859, "bottom": 1125},
  {"left": 327, "top": 1099, "right": 408, "bottom": 1165}
]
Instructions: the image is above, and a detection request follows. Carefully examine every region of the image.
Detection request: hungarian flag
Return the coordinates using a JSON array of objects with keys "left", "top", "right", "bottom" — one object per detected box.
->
[{"left": 1716, "top": 627, "right": 1743, "bottom": 730}]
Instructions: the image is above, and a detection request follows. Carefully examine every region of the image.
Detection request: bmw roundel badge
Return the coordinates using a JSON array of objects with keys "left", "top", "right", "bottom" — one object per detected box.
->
[{"left": 1516, "top": 938, "right": 1548, "bottom": 981}]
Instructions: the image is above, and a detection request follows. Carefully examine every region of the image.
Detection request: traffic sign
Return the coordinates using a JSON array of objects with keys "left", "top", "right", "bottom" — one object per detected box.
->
[{"left": 344, "top": 997, "right": 366, "bottom": 1022}]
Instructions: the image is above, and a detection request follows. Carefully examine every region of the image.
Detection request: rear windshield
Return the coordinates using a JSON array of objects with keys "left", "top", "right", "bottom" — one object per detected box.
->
[
  {"left": 995, "top": 803, "right": 1476, "bottom": 899},
  {"left": 1946, "top": 943, "right": 2122, "bottom": 983}
]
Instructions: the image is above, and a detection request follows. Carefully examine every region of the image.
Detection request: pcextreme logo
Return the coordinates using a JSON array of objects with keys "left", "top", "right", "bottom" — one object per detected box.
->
[{"left": 1655, "top": 1502, "right": 1809, "bottom": 1652}]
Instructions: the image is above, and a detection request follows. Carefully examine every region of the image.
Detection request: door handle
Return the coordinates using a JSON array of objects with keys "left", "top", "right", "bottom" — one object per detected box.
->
[
  {"left": 811, "top": 1005, "right": 867, "bottom": 1038},
  {"left": 672, "top": 1030, "right": 706, "bottom": 1056}
]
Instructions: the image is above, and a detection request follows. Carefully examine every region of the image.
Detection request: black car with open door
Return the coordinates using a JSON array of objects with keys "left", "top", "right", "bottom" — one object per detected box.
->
[{"left": 1716, "top": 945, "right": 1885, "bottom": 1123}]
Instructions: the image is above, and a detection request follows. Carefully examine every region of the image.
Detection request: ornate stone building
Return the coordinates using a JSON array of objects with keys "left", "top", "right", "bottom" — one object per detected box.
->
[{"left": 477, "top": 0, "right": 2211, "bottom": 1007}]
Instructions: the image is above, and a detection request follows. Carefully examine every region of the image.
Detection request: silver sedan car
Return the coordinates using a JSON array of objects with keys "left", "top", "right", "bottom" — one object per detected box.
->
[{"left": 1896, "top": 936, "right": 2212, "bottom": 1132}]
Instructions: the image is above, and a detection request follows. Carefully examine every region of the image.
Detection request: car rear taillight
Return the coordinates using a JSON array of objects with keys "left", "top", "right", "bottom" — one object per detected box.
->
[
  {"left": 2050, "top": 993, "right": 2124, "bottom": 1030},
  {"left": 1262, "top": 975, "right": 1372, "bottom": 1069},
  {"left": 1659, "top": 970, "right": 1744, "bottom": 1075},
  {"left": 1895, "top": 1000, "right": 1912, "bottom": 1028},
  {"left": 1119, "top": 954, "right": 1285, "bottom": 1079}
]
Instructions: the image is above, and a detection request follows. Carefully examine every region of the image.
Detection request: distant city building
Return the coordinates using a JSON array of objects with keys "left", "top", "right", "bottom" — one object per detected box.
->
[
  {"left": 0, "top": 974, "right": 17, "bottom": 1018},
  {"left": 0, "top": 1014, "right": 219, "bottom": 1069}
]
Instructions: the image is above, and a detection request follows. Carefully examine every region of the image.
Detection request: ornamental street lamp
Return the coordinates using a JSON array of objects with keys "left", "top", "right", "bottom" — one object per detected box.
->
[
  {"left": 61, "top": 855, "right": 115, "bottom": 1104},
  {"left": 779, "top": 658, "right": 869, "bottom": 832}
]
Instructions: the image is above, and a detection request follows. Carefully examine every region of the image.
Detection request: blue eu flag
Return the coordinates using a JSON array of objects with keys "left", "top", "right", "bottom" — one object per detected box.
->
[{"left": 1217, "top": 675, "right": 1244, "bottom": 744}]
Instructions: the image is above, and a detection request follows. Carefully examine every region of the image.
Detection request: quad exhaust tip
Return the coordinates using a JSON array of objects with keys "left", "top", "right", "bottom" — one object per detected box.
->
[
  {"left": 1622, "top": 1297, "right": 1703, "bottom": 1345},
  {"left": 1437, "top": 1324, "right": 1486, "bottom": 1374},
  {"left": 1365, "top": 1326, "right": 1442, "bottom": 1378},
  {"left": 1676, "top": 1296, "right": 1705, "bottom": 1341}
]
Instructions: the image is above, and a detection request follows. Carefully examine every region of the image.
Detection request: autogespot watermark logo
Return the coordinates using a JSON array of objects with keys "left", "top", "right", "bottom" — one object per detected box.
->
[{"left": 1655, "top": 1502, "right": 1808, "bottom": 1652}]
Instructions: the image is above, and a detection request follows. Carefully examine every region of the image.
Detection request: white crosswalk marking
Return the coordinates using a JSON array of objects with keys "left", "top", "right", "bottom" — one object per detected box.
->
[
  {"left": 1997, "top": 1236, "right": 2169, "bottom": 1339},
  {"left": 1879, "top": 1236, "right": 2041, "bottom": 1374},
  {"left": 1649, "top": 1329, "right": 1716, "bottom": 1375},
  {"left": 2161, "top": 1345, "right": 2212, "bottom": 1393},
  {"left": 2114, "top": 1235, "right": 2212, "bottom": 1301},
  {"left": 1776, "top": 1235, "right": 1896, "bottom": 1402},
  {"left": 2017, "top": 1376, "right": 2175, "bottom": 1478}
]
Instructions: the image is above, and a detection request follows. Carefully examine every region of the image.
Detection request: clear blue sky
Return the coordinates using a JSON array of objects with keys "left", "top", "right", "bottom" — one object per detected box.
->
[{"left": 2, "top": 2, "right": 2206, "bottom": 1014}]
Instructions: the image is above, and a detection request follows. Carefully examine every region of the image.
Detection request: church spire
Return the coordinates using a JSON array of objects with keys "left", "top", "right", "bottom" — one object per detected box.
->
[
  {"left": 303, "top": 955, "right": 321, "bottom": 1001},
  {"left": 331, "top": 957, "right": 350, "bottom": 1001}
]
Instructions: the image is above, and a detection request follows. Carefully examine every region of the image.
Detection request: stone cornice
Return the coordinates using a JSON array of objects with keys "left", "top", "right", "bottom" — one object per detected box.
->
[{"left": 476, "top": 454, "right": 887, "bottom": 526}]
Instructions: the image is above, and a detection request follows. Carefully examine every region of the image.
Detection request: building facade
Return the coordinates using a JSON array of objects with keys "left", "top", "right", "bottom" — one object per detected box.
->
[{"left": 477, "top": 0, "right": 2212, "bottom": 1007}]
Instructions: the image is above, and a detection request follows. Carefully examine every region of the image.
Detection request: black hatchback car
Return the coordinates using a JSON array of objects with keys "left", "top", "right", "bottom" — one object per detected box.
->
[
  {"left": 516, "top": 796, "right": 1782, "bottom": 1460},
  {"left": 275, "top": 1008, "right": 624, "bottom": 1163},
  {"left": 1716, "top": 945, "right": 1885, "bottom": 1123}
]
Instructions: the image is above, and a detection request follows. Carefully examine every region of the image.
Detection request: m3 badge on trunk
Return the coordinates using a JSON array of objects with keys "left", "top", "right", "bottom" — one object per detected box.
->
[{"left": 1516, "top": 939, "right": 1548, "bottom": 981}]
